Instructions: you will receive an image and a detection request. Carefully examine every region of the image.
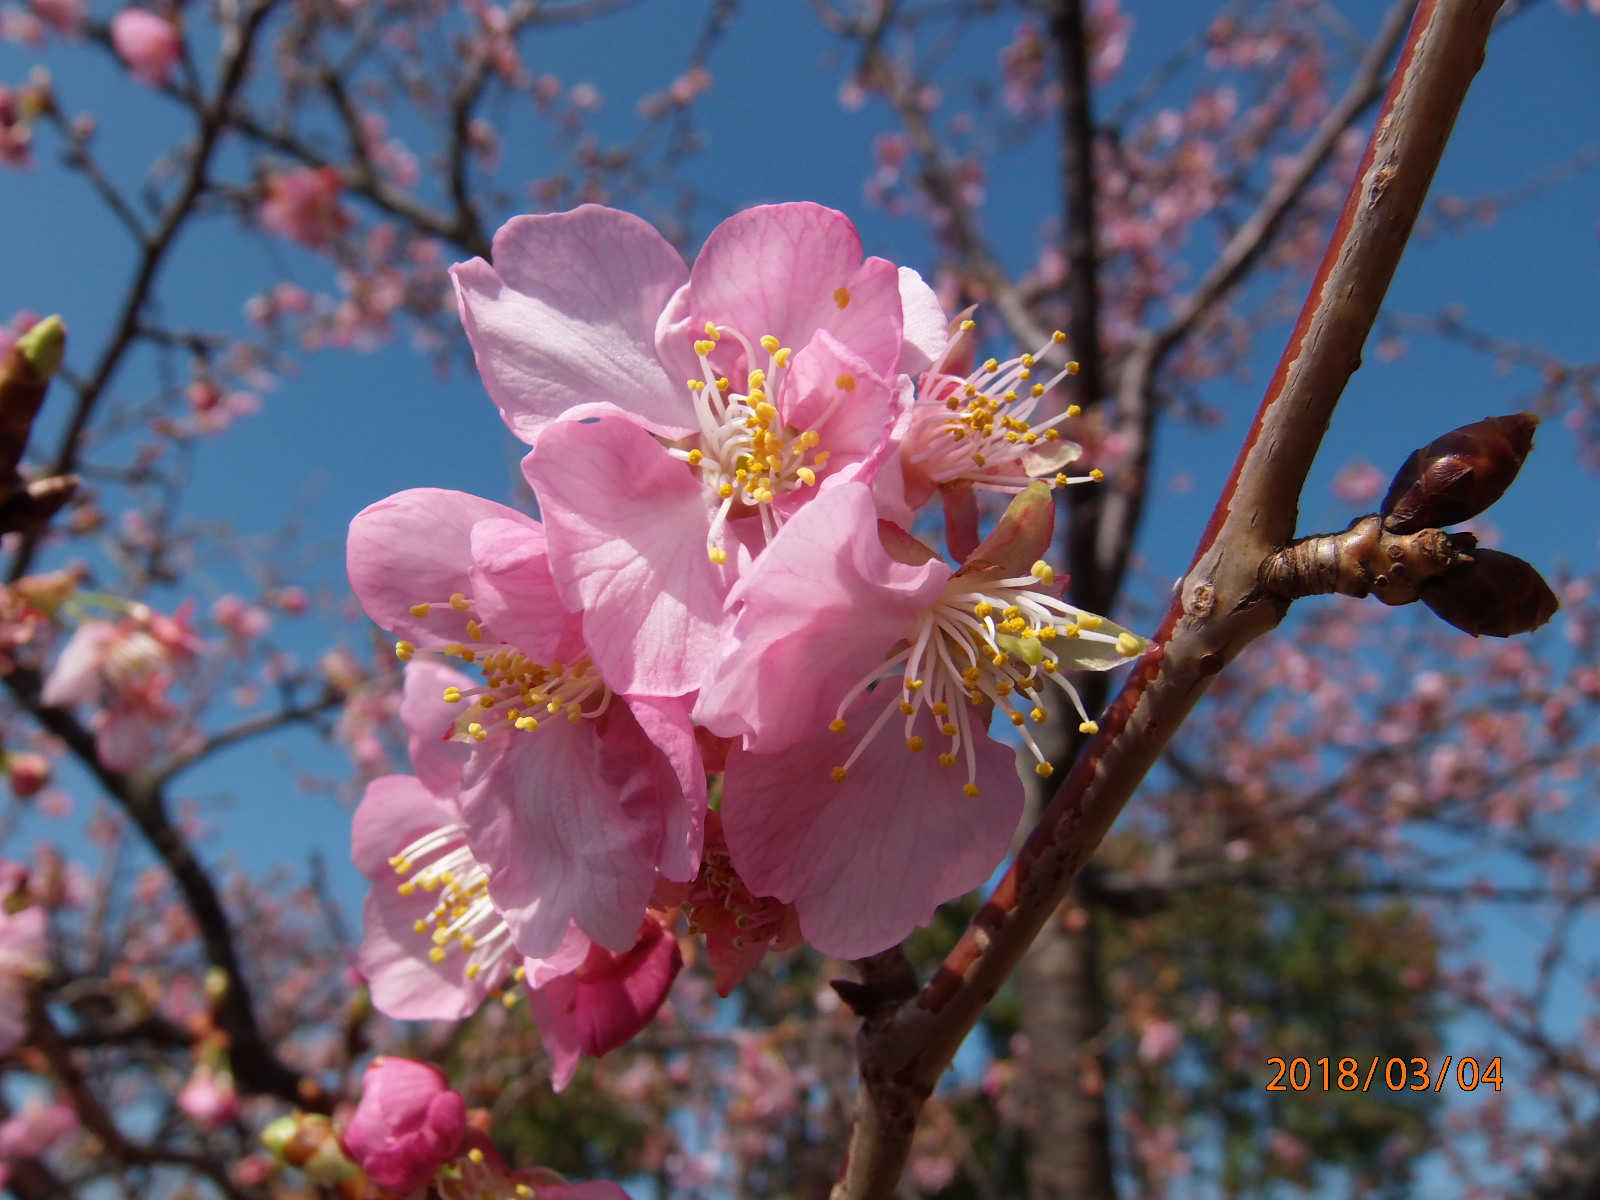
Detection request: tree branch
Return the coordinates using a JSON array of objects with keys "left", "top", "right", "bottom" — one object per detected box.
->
[{"left": 833, "top": 1, "right": 1505, "bottom": 1193}]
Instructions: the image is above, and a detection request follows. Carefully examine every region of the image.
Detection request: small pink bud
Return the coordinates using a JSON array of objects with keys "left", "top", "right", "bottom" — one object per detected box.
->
[
  {"left": 342, "top": 1057, "right": 466, "bottom": 1193},
  {"left": 111, "top": 9, "right": 182, "bottom": 88},
  {"left": 5, "top": 752, "right": 50, "bottom": 797}
]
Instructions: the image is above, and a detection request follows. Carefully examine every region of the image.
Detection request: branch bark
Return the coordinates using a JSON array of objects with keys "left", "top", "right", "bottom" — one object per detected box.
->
[{"left": 832, "top": 1, "right": 1505, "bottom": 1194}]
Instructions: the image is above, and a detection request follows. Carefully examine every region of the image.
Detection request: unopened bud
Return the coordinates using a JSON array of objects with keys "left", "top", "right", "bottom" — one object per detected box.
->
[
  {"left": 4, "top": 752, "right": 50, "bottom": 798},
  {"left": 1420, "top": 548, "right": 1559, "bottom": 638},
  {"left": 1380, "top": 413, "right": 1537, "bottom": 534},
  {"left": 260, "top": 1113, "right": 360, "bottom": 1185},
  {"left": 203, "top": 965, "right": 229, "bottom": 1003},
  {"left": 15, "top": 316, "right": 65, "bottom": 381}
]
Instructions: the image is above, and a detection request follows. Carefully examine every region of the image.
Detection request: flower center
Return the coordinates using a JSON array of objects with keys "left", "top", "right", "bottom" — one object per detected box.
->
[
  {"left": 906, "top": 324, "right": 1103, "bottom": 492},
  {"left": 392, "top": 592, "right": 611, "bottom": 742},
  {"left": 389, "top": 822, "right": 523, "bottom": 997},
  {"left": 828, "top": 562, "right": 1145, "bottom": 795},
  {"left": 667, "top": 322, "right": 849, "bottom": 562}
]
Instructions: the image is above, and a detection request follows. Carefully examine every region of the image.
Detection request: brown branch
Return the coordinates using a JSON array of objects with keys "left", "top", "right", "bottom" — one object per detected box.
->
[{"left": 832, "top": 1, "right": 1505, "bottom": 1194}]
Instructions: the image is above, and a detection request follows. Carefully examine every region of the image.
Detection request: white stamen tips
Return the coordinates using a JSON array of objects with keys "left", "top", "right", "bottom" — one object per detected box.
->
[
  {"left": 1030, "top": 561, "right": 1055, "bottom": 585},
  {"left": 834, "top": 286, "right": 851, "bottom": 308}
]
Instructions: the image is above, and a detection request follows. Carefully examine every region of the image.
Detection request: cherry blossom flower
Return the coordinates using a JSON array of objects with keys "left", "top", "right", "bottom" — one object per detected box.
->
[
  {"left": 0, "top": 1095, "right": 76, "bottom": 1163},
  {"left": 258, "top": 165, "right": 351, "bottom": 250},
  {"left": 0, "top": 862, "right": 45, "bottom": 1053},
  {"left": 696, "top": 481, "right": 1146, "bottom": 956},
  {"left": 41, "top": 603, "right": 204, "bottom": 770},
  {"left": 452, "top": 202, "right": 942, "bottom": 696},
  {"left": 347, "top": 488, "right": 702, "bottom": 959},
  {"left": 110, "top": 9, "right": 180, "bottom": 88},
  {"left": 176, "top": 1063, "right": 238, "bottom": 1129}
]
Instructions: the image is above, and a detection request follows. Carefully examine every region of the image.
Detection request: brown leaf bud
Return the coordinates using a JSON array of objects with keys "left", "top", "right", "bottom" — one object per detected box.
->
[
  {"left": 1380, "top": 413, "right": 1537, "bottom": 534},
  {"left": 1419, "top": 548, "right": 1559, "bottom": 638}
]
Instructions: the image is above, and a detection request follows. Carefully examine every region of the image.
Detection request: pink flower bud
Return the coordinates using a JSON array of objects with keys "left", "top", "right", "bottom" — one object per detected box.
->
[
  {"left": 343, "top": 1057, "right": 466, "bottom": 1193},
  {"left": 110, "top": 9, "right": 181, "bottom": 88},
  {"left": 177, "top": 1064, "right": 238, "bottom": 1130},
  {"left": 4, "top": 751, "right": 50, "bottom": 797}
]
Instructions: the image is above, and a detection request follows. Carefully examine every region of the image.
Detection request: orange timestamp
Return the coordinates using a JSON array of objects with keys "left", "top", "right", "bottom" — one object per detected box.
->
[{"left": 1266, "top": 1056, "right": 1503, "bottom": 1093}]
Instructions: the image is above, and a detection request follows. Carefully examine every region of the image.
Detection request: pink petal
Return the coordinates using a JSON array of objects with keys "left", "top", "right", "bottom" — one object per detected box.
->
[
  {"left": 451, "top": 207, "right": 692, "bottom": 445},
  {"left": 571, "top": 918, "right": 681, "bottom": 1057},
  {"left": 467, "top": 517, "right": 586, "bottom": 665},
  {"left": 526, "top": 418, "right": 735, "bottom": 697},
  {"left": 458, "top": 707, "right": 666, "bottom": 958},
  {"left": 897, "top": 266, "right": 948, "bottom": 376},
  {"left": 693, "top": 482, "right": 947, "bottom": 753},
  {"left": 622, "top": 694, "right": 705, "bottom": 882},
  {"left": 400, "top": 661, "right": 475, "bottom": 797},
  {"left": 345, "top": 1058, "right": 467, "bottom": 1193},
  {"left": 687, "top": 204, "right": 905, "bottom": 379},
  {"left": 525, "top": 972, "right": 582, "bottom": 1091},
  {"left": 40, "top": 622, "right": 114, "bottom": 707},
  {"left": 721, "top": 703, "right": 1024, "bottom": 959},
  {"left": 351, "top": 775, "right": 458, "bottom": 879},
  {"left": 348, "top": 489, "right": 539, "bottom": 646}
]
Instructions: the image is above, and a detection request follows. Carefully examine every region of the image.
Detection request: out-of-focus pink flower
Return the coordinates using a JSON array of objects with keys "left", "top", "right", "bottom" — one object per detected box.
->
[
  {"left": 1332, "top": 459, "right": 1386, "bottom": 505},
  {"left": 29, "top": 0, "right": 86, "bottom": 37},
  {"left": 41, "top": 605, "right": 204, "bottom": 771},
  {"left": 110, "top": 9, "right": 181, "bottom": 88},
  {"left": 0, "top": 1095, "right": 76, "bottom": 1160},
  {"left": 525, "top": 915, "right": 682, "bottom": 1092},
  {"left": 4, "top": 752, "right": 49, "bottom": 797},
  {"left": 1137, "top": 1018, "right": 1182, "bottom": 1064},
  {"left": 343, "top": 1058, "right": 466, "bottom": 1193},
  {"left": 176, "top": 1063, "right": 238, "bottom": 1129},
  {"left": 0, "top": 865, "right": 46, "bottom": 1053},
  {"left": 259, "top": 166, "right": 351, "bottom": 251}
]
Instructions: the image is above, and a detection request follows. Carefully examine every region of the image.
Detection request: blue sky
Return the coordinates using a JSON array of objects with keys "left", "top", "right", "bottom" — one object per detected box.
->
[{"left": 2, "top": 0, "right": 1598, "bottom": 1188}]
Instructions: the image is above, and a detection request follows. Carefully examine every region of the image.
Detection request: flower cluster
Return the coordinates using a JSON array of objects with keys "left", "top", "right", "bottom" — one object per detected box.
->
[{"left": 348, "top": 203, "right": 1145, "bottom": 1072}]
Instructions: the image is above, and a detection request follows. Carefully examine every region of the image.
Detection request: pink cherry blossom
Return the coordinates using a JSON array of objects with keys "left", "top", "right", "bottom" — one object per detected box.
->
[
  {"left": 454, "top": 202, "right": 930, "bottom": 695},
  {"left": 696, "top": 481, "right": 1145, "bottom": 955},
  {"left": 343, "top": 1057, "right": 466, "bottom": 1193},
  {"left": 40, "top": 604, "right": 204, "bottom": 771},
  {"left": 110, "top": 9, "right": 181, "bottom": 88},
  {"left": 0, "top": 1095, "right": 76, "bottom": 1161},
  {"left": 259, "top": 166, "right": 351, "bottom": 250},
  {"left": 525, "top": 914, "right": 682, "bottom": 1092},
  {"left": 347, "top": 488, "right": 702, "bottom": 960},
  {"left": 0, "top": 897, "right": 44, "bottom": 1053},
  {"left": 176, "top": 1063, "right": 238, "bottom": 1129}
]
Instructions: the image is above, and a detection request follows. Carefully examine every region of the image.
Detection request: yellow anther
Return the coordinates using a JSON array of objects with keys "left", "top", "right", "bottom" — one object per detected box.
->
[
  {"left": 1009, "top": 711, "right": 1025, "bottom": 726},
  {"left": 931, "top": 700, "right": 948, "bottom": 715},
  {"left": 460, "top": 934, "right": 477, "bottom": 952},
  {"left": 983, "top": 358, "right": 999, "bottom": 372},
  {"left": 939, "top": 752, "right": 958, "bottom": 766},
  {"left": 1032, "top": 707, "right": 1049, "bottom": 723},
  {"left": 394, "top": 640, "right": 415, "bottom": 661},
  {"left": 515, "top": 716, "right": 538, "bottom": 731},
  {"left": 694, "top": 339, "right": 717, "bottom": 356},
  {"left": 941, "top": 722, "right": 958, "bottom": 736},
  {"left": 478, "top": 695, "right": 496, "bottom": 709},
  {"left": 829, "top": 718, "right": 847, "bottom": 734},
  {"left": 814, "top": 450, "right": 830, "bottom": 466},
  {"left": 688, "top": 379, "right": 706, "bottom": 391},
  {"left": 760, "top": 334, "right": 780, "bottom": 353},
  {"left": 467, "top": 723, "right": 487, "bottom": 742},
  {"left": 465, "top": 963, "right": 481, "bottom": 979},
  {"left": 906, "top": 735, "right": 926, "bottom": 752},
  {"left": 755, "top": 401, "right": 779, "bottom": 422},
  {"left": 1036, "top": 762, "right": 1055, "bottom": 778},
  {"left": 797, "top": 467, "right": 817, "bottom": 486},
  {"left": 687, "top": 448, "right": 703, "bottom": 465},
  {"left": 992, "top": 653, "right": 1008, "bottom": 668},
  {"left": 834, "top": 286, "right": 851, "bottom": 308},
  {"left": 717, "top": 377, "right": 731, "bottom": 392},
  {"left": 442, "top": 686, "right": 463, "bottom": 703},
  {"left": 961, "top": 320, "right": 977, "bottom": 332},
  {"left": 409, "top": 602, "right": 431, "bottom": 618},
  {"left": 1117, "top": 632, "right": 1145, "bottom": 657},
  {"left": 898, "top": 700, "right": 915, "bottom": 715},
  {"left": 709, "top": 546, "right": 729, "bottom": 565},
  {"left": 748, "top": 369, "right": 766, "bottom": 389},
  {"left": 718, "top": 483, "right": 734, "bottom": 499},
  {"left": 831, "top": 766, "right": 849, "bottom": 783},
  {"left": 1066, "top": 360, "right": 1080, "bottom": 374},
  {"left": 1041, "top": 660, "right": 1059, "bottom": 673},
  {"left": 836, "top": 373, "right": 856, "bottom": 392},
  {"left": 1075, "top": 721, "right": 1099, "bottom": 737},
  {"left": 466, "top": 619, "right": 483, "bottom": 642},
  {"left": 567, "top": 703, "right": 583, "bottom": 723},
  {"left": 1067, "top": 404, "right": 1083, "bottom": 418},
  {"left": 963, "top": 783, "right": 981, "bottom": 798},
  {"left": 1078, "top": 613, "right": 1103, "bottom": 630},
  {"left": 703, "top": 321, "right": 719, "bottom": 337},
  {"left": 1003, "top": 391, "right": 1018, "bottom": 404},
  {"left": 429, "top": 947, "right": 446, "bottom": 963},
  {"left": 1090, "top": 468, "right": 1105, "bottom": 481},
  {"left": 1031, "top": 561, "right": 1055, "bottom": 585},
  {"left": 974, "top": 601, "right": 994, "bottom": 618},
  {"left": 799, "top": 429, "right": 821, "bottom": 447},
  {"left": 450, "top": 593, "right": 470, "bottom": 611},
  {"left": 1052, "top": 330, "right": 1067, "bottom": 343},
  {"left": 774, "top": 347, "right": 792, "bottom": 367}
]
